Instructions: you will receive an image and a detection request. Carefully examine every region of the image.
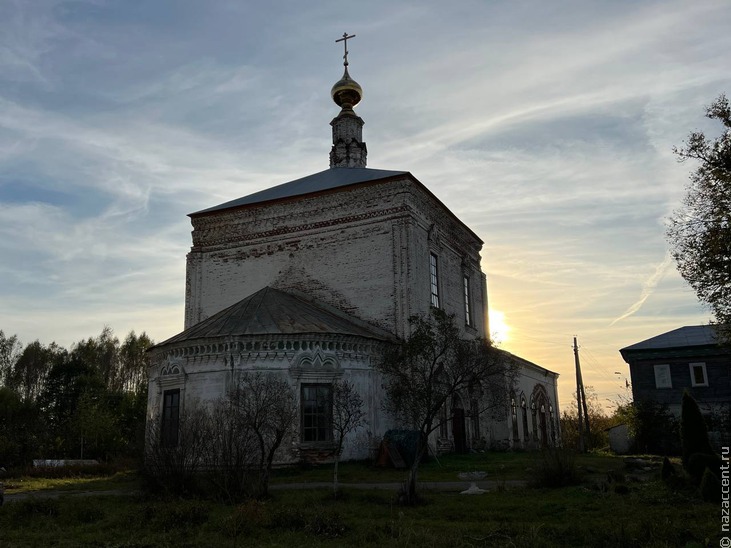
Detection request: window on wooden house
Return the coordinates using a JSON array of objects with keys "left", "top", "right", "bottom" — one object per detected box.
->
[
  {"left": 653, "top": 364, "right": 672, "bottom": 389},
  {"left": 430, "top": 253, "right": 440, "bottom": 308},
  {"left": 689, "top": 362, "right": 708, "bottom": 387},
  {"left": 301, "top": 384, "right": 333, "bottom": 443}
]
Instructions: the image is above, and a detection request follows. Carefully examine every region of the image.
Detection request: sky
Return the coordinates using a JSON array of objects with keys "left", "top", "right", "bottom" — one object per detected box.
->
[{"left": 1, "top": 0, "right": 729, "bottom": 412}]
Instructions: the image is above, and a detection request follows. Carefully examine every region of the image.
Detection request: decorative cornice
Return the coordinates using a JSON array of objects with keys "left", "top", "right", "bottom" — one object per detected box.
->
[{"left": 192, "top": 204, "right": 409, "bottom": 249}]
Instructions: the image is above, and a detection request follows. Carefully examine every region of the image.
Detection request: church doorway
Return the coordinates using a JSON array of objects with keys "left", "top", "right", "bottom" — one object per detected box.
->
[
  {"left": 539, "top": 405, "right": 548, "bottom": 448},
  {"left": 452, "top": 397, "right": 467, "bottom": 453}
]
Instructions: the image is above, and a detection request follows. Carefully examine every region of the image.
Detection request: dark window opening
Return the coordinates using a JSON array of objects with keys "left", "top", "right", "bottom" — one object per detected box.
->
[{"left": 161, "top": 389, "right": 180, "bottom": 447}]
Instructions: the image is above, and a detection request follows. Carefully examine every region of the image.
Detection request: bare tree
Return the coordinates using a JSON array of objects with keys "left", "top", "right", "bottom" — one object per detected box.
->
[
  {"left": 206, "top": 388, "right": 258, "bottom": 502},
  {"left": 376, "top": 308, "right": 513, "bottom": 504},
  {"left": 331, "top": 379, "right": 366, "bottom": 496},
  {"left": 144, "top": 400, "right": 211, "bottom": 496},
  {"left": 230, "top": 372, "right": 297, "bottom": 498}
]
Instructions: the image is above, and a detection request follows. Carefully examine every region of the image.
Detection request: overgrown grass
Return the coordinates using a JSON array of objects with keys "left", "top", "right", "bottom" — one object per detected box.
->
[
  {"left": 5, "top": 468, "right": 140, "bottom": 494},
  {"left": 0, "top": 479, "right": 718, "bottom": 547},
  {"left": 270, "top": 451, "right": 621, "bottom": 484},
  {"left": 2, "top": 452, "right": 717, "bottom": 546}
]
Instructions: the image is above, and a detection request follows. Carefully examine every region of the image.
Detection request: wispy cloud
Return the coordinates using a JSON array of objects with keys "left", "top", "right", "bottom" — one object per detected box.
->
[
  {"left": 610, "top": 253, "right": 675, "bottom": 326},
  {"left": 0, "top": 0, "right": 726, "bottom": 408}
]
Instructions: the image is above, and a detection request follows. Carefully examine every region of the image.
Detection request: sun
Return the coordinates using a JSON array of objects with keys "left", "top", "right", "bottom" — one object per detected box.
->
[{"left": 488, "top": 309, "right": 510, "bottom": 345}]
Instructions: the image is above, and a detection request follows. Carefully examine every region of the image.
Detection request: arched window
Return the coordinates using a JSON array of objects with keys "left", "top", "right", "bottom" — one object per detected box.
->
[{"left": 520, "top": 396, "right": 529, "bottom": 442}]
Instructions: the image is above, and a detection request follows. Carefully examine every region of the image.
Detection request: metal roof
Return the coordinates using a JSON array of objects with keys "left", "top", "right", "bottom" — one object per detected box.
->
[
  {"left": 153, "top": 286, "right": 393, "bottom": 348},
  {"left": 620, "top": 325, "right": 719, "bottom": 352},
  {"left": 192, "top": 167, "right": 408, "bottom": 215}
]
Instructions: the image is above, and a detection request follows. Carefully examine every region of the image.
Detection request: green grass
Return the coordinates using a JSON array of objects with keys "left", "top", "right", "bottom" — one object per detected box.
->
[
  {"left": 0, "top": 479, "right": 719, "bottom": 547},
  {"left": 5, "top": 469, "right": 140, "bottom": 494},
  {"left": 0, "top": 452, "right": 720, "bottom": 546},
  {"left": 270, "top": 451, "right": 623, "bottom": 484}
]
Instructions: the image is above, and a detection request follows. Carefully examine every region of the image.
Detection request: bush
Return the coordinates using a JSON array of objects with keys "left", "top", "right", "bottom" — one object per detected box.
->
[
  {"left": 7, "top": 497, "right": 60, "bottom": 519},
  {"left": 269, "top": 505, "right": 347, "bottom": 539},
  {"left": 145, "top": 499, "right": 210, "bottom": 532},
  {"left": 687, "top": 452, "right": 722, "bottom": 484},
  {"left": 530, "top": 447, "right": 581, "bottom": 488},
  {"left": 221, "top": 500, "right": 269, "bottom": 538},
  {"left": 660, "top": 456, "right": 676, "bottom": 481},
  {"left": 61, "top": 499, "right": 106, "bottom": 524},
  {"left": 681, "top": 391, "right": 715, "bottom": 469},
  {"left": 700, "top": 467, "right": 722, "bottom": 503},
  {"left": 629, "top": 400, "right": 680, "bottom": 455}
]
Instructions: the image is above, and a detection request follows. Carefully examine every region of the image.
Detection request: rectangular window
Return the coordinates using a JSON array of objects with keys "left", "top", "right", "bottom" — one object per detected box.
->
[
  {"left": 690, "top": 362, "right": 708, "bottom": 387},
  {"left": 463, "top": 276, "right": 472, "bottom": 326},
  {"left": 653, "top": 364, "right": 672, "bottom": 389},
  {"left": 430, "top": 253, "right": 440, "bottom": 308},
  {"left": 301, "top": 384, "right": 332, "bottom": 443},
  {"left": 161, "top": 389, "right": 180, "bottom": 447}
]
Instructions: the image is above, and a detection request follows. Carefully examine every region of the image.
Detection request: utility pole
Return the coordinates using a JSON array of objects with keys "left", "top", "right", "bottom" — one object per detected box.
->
[{"left": 573, "top": 337, "right": 590, "bottom": 452}]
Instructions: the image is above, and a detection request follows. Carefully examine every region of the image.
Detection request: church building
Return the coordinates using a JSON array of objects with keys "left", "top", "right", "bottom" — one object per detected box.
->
[{"left": 147, "top": 37, "right": 560, "bottom": 461}]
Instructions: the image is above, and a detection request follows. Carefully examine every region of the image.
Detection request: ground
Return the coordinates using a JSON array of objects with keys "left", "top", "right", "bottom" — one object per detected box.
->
[{"left": 0, "top": 452, "right": 720, "bottom": 547}]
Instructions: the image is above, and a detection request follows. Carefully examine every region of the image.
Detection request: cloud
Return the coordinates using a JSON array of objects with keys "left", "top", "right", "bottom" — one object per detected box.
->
[{"left": 610, "top": 253, "right": 675, "bottom": 325}]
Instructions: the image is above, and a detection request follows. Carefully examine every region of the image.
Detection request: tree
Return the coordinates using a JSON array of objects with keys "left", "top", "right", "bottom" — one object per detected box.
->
[
  {"left": 7, "top": 341, "right": 63, "bottom": 403},
  {"left": 144, "top": 400, "right": 211, "bottom": 496},
  {"left": 560, "top": 387, "right": 615, "bottom": 450},
  {"left": 331, "top": 379, "right": 366, "bottom": 496},
  {"left": 229, "top": 372, "right": 297, "bottom": 498},
  {"left": 38, "top": 356, "right": 104, "bottom": 457},
  {"left": 0, "top": 386, "right": 41, "bottom": 466},
  {"left": 376, "top": 308, "right": 513, "bottom": 504},
  {"left": 71, "top": 327, "right": 122, "bottom": 392},
  {"left": 0, "top": 331, "right": 22, "bottom": 387},
  {"left": 207, "top": 392, "right": 259, "bottom": 502},
  {"left": 119, "top": 331, "right": 153, "bottom": 394},
  {"left": 681, "top": 390, "right": 715, "bottom": 469},
  {"left": 667, "top": 94, "right": 731, "bottom": 340}
]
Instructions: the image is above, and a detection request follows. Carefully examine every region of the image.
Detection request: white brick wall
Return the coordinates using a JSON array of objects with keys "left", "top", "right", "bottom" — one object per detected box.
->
[{"left": 185, "top": 176, "right": 487, "bottom": 339}]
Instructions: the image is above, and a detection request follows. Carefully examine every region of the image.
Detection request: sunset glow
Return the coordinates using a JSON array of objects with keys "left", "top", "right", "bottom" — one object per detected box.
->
[{"left": 489, "top": 309, "right": 511, "bottom": 345}]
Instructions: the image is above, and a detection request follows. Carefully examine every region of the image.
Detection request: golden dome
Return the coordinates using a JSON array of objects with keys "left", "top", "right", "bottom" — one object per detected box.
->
[{"left": 331, "top": 67, "right": 362, "bottom": 109}]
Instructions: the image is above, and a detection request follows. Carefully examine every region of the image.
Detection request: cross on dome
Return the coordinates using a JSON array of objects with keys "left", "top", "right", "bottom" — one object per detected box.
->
[{"left": 335, "top": 32, "right": 356, "bottom": 67}]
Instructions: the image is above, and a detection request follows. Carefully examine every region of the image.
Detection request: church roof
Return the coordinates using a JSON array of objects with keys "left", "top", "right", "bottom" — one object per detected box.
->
[
  {"left": 192, "top": 167, "right": 407, "bottom": 215},
  {"left": 153, "top": 286, "right": 394, "bottom": 348}
]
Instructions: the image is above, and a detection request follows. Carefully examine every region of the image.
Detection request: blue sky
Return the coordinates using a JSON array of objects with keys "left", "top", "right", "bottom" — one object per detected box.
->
[{"left": 1, "top": 0, "right": 729, "bottom": 411}]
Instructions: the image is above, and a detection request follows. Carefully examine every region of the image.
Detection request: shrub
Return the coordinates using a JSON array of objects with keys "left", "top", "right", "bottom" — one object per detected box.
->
[
  {"left": 221, "top": 500, "right": 269, "bottom": 538},
  {"left": 147, "top": 499, "right": 210, "bottom": 532},
  {"left": 305, "top": 510, "right": 347, "bottom": 539},
  {"left": 269, "top": 505, "right": 347, "bottom": 539},
  {"left": 630, "top": 400, "right": 680, "bottom": 455},
  {"left": 530, "top": 447, "right": 581, "bottom": 488},
  {"left": 269, "top": 506, "right": 308, "bottom": 531},
  {"left": 681, "top": 391, "right": 715, "bottom": 469},
  {"left": 700, "top": 467, "right": 722, "bottom": 503},
  {"left": 8, "top": 497, "right": 60, "bottom": 519},
  {"left": 660, "top": 456, "right": 675, "bottom": 481},
  {"left": 687, "top": 452, "right": 722, "bottom": 484},
  {"left": 61, "top": 499, "right": 106, "bottom": 524}
]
